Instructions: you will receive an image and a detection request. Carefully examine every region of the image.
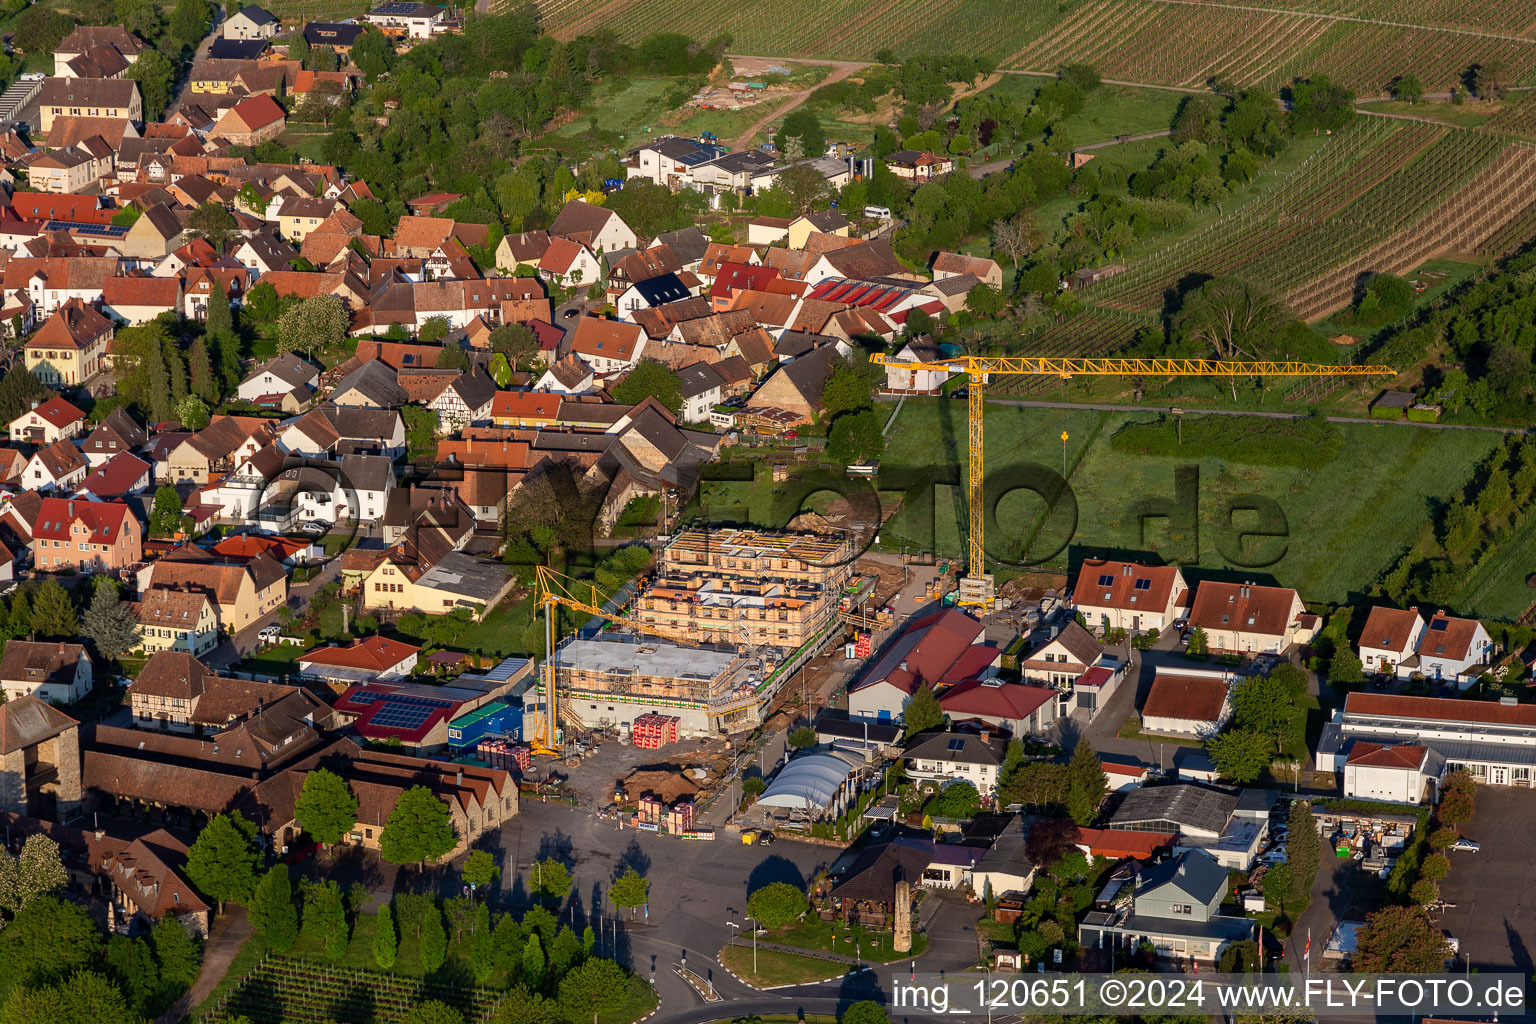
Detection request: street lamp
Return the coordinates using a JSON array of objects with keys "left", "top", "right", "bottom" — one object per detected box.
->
[{"left": 748, "top": 914, "right": 758, "bottom": 975}]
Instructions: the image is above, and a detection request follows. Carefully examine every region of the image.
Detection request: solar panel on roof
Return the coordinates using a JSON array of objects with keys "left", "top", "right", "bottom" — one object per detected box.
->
[
  {"left": 1134, "top": 578, "right": 1152, "bottom": 590},
  {"left": 947, "top": 737, "right": 965, "bottom": 751},
  {"left": 1097, "top": 573, "right": 1114, "bottom": 586},
  {"left": 1431, "top": 618, "right": 1448, "bottom": 630}
]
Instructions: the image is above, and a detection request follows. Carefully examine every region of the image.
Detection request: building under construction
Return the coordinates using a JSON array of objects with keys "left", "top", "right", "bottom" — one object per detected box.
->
[
  {"left": 633, "top": 528, "right": 854, "bottom": 649},
  {"left": 550, "top": 634, "right": 770, "bottom": 735}
]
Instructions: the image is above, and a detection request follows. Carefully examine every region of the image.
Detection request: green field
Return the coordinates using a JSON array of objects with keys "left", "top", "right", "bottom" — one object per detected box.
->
[{"left": 870, "top": 400, "right": 1503, "bottom": 607}]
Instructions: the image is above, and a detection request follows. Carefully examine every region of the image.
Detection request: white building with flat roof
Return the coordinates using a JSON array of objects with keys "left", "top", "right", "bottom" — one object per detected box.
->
[{"left": 1317, "top": 691, "right": 1536, "bottom": 792}]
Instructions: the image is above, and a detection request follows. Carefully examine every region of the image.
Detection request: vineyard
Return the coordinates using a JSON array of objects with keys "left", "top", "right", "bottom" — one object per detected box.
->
[
  {"left": 530, "top": 0, "right": 1536, "bottom": 86},
  {"left": 1082, "top": 118, "right": 1536, "bottom": 319},
  {"left": 992, "top": 310, "right": 1151, "bottom": 395},
  {"left": 198, "top": 954, "right": 505, "bottom": 1024},
  {"left": 1482, "top": 96, "right": 1536, "bottom": 139},
  {"left": 1000, "top": 0, "right": 1536, "bottom": 92},
  {"left": 530, "top": 0, "right": 1059, "bottom": 59},
  {"left": 1180, "top": 0, "right": 1536, "bottom": 34}
]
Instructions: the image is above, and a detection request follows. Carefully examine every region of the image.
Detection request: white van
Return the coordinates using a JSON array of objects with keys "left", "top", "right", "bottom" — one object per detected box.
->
[{"left": 864, "top": 205, "right": 892, "bottom": 220}]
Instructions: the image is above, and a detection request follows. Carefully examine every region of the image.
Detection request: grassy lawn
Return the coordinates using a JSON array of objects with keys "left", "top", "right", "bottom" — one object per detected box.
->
[
  {"left": 872, "top": 400, "right": 1502, "bottom": 606},
  {"left": 552, "top": 77, "right": 678, "bottom": 142},
  {"left": 1449, "top": 504, "right": 1536, "bottom": 620},
  {"left": 387, "top": 593, "right": 541, "bottom": 659},
  {"left": 764, "top": 917, "right": 930, "bottom": 963},
  {"left": 1358, "top": 99, "right": 1496, "bottom": 130},
  {"left": 720, "top": 945, "right": 839, "bottom": 987},
  {"left": 233, "top": 636, "right": 317, "bottom": 678},
  {"left": 1057, "top": 84, "right": 1184, "bottom": 144}
]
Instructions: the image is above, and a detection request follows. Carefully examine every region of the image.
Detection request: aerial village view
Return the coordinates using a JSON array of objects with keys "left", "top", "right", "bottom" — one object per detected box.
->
[{"left": 0, "top": 0, "right": 1534, "bottom": 1021}]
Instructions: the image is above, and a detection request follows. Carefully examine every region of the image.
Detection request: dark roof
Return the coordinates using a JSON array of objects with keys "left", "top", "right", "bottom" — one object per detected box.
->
[
  {"left": 209, "top": 37, "right": 269, "bottom": 59},
  {"left": 247, "top": 354, "right": 320, "bottom": 390},
  {"left": 904, "top": 730, "right": 1006, "bottom": 766},
  {"left": 235, "top": 4, "right": 278, "bottom": 24},
  {"left": 813, "top": 708, "right": 901, "bottom": 745},
  {"left": 1110, "top": 783, "right": 1237, "bottom": 835},
  {"left": 631, "top": 272, "right": 690, "bottom": 307},
  {"left": 1137, "top": 849, "right": 1228, "bottom": 906},
  {"left": 333, "top": 359, "right": 408, "bottom": 408},
  {"left": 828, "top": 841, "right": 933, "bottom": 904},
  {"left": 651, "top": 226, "right": 709, "bottom": 266},
  {"left": 0, "top": 695, "right": 77, "bottom": 754},
  {"left": 676, "top": 361, "right": 725, "bottom": 399},
  {"left": 304, "top": 21, "right": 365, "bottom": 45}
]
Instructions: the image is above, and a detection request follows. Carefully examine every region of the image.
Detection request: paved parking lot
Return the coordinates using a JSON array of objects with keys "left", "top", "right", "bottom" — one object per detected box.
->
[{"left": 1437, "top": 787, "right": 1536, "bottom": 972}]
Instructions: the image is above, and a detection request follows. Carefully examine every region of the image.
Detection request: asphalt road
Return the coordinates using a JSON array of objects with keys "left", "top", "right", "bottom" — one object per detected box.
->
[
  {"left": 476, "top": 797, "right": 985, "bottom": 1022},
  {"left": 1436, "top": 786, "right": 1536, "bottom": 972}
]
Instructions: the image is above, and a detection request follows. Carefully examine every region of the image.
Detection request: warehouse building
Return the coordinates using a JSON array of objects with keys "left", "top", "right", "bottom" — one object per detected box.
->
[{"left": 1317, "top": 692, "right": 1536, "bottom": 799}]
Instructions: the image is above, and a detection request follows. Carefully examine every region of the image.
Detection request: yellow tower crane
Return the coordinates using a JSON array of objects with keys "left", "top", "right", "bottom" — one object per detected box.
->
[
  {"left": 531, "top": 564, "right": 770, "bottom": 755},
  {"left": 868, "top": 354, "right": 1397, "bottom": 608}
]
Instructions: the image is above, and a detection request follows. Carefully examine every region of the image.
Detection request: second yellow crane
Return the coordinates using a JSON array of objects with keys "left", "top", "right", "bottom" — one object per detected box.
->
[{"left": 869, "top": 353, "right": 1396, "bottom": 608}]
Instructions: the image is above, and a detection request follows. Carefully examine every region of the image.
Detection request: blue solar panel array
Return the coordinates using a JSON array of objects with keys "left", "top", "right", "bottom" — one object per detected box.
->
[
  {"left": 361, "top": 691, "right": 455, "bottom": 732},
  {"left": 44, "top": 220, "right": 130, "bottom": 237}
]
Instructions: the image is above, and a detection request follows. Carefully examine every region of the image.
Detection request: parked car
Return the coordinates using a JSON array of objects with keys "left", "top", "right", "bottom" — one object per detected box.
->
[
  {"left": 1450, "top": 838, "right": 1480, "bottom": 853},
  {"left": 257, "top": 625, "right": 280, "bottom": 641},
  {"left": 301, "top": 521, "right": 328, "bottom": 535},
  {"left": 1259, "top": 849, "right": 1289, "bottom": 866}
]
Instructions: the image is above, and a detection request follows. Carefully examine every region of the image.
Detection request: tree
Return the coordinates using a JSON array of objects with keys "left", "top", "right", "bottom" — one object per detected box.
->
[
  {"left": 1066, "top": 737, "right": 1108, "bottom": 825},
  {"left": 1175, "top": 276, "right": 1293, "bottom": 361},
  {"left": 1419, "top": 852, "right": 1450, "bottom": 881},
  {"left": 187, "top": 202, "right": 237, "bottom": 252},
  {"left": 842, "top": 1001, "right": 891, "bottom": 1024},
  {"left": 149, "top": 485, "right": 186, "bottom": 538},
  {"left": 187, "top": 334, "right": 218, "bottom": 404},
  {"left": 2, "top": 970, "right": 142, "bottom": 1024},
  {"left": 381, "top": 786, "right": 458, "bottom": 866},
  {"left": 826, "top": 409, "right": 885, "bottom": 465},
  {"left": 351, "top": 28, "right": 395, "bottom": 82},
  {"left": 398, "top": 1002, "right": 463, "bottom": 1024},
  {"left": 488, "top": 323, "right": 538, "bottom": 363},
  {"left": 521, "top": 931, "right": 545, "bottom": 988},
  {"left": 821, "top": 360, "right": 877, "bottom": 416},
  {"left": 746, "top": 881, "right": 808, "bottom": 929},
  {"left": 470, "top": 903, "right": 494, "bottom": 982},
  {"left": 775, "top": 109, "right": 826, "bottom": 162},
  {"left": 185, "top": 813, "right": 261, "bottom": 912},
  {"left": 1288, "top": 75, "right": 1356, "bottom": 134},
  {"left": 0, "top": 835, "right": 67, "bottom": 915},
  {"left": 0, "top": 897, "right": 103, "bottom": 995},
  {"left": 276, "top": 294, "right": 348, "bottom": 356},
  {"left": 557, "top": 958, "right": 628, "bottom": 1022},
  {"left": 82, "top": 577, "right": 138, "bottom": 662},
  {"left": 151, "top": 914, "right": 202, "bottom": 999},
  {"left": 106, "top": 934, "right": 158, "bottom": 1014},
  {"left": 1286, "top": 799, "right": 1320, "bottom": 902},
  {"left": 419, "top": 903, "right": 448, "bottom": 973},
  {"left": 1186, "top": 625, "right": 1209, "bottom": 656},
  {"left": 170, "top": 0, "right": 209, "bottom": 50},
  {"left": 1206, "top": 729, "right": 1272, "bottom": 784},
  {"left": 928, "top": 780, "right": 981, "bottom": 818},
  {"left": 30, "top": 580, "right": 77, "bottom": 639},
  {"left": 419, "top": 316, "right": 453, "bottom": 344},
  {"left": 1230, "top": 672, "right": 1300, "bottom": 752},
  {"left": 773, "top": 162, "right": 833, "bottom": 214},
  {"left": 11, "top": 6, "right": 74, "bottom": 57},
  {"left": 903, "top": 681, "right": 945, "bottom": 739},
  {"left": 177, "top": 394, "right": 210, "bottom": 430},
  {"left": 1329, "top": 647, "right": 1364, "bottom": 686},
  {"left": 1471, "top": 61, "right": 1507, "bottom": 101},
  {"left": 1388, "top": 73, "right": 1423, "bottom": 103},
  {"left": 1259, "top": 860, "right": 1294, "bottom": 911},
  {"left": 294, "top": 768, "right": 358, "bottom": 848},
  {"left": 304, "top": 880, "right": 349, "bottom": 961},
  {"left": 609, "top": 866, "right": 649, "bottom": 917},
  {"left": 993, "top": 212, "right": 1043, "bottom": 267},
  {"left": 373, "top": 902, "right": 398, "bottom": 970},
  {"left": 492, "top": 913, "right": 523, "bottom": 975},
  {"left": 787, "top": 725, "right": 818, "bottom": 749},
  {"left": 528, "top": 857, "right": 572, "bottom": 904},
  {"left": 1436, "top": 784, "right": 1476, "bottom": 828},
  {"left": 967, "top": 282, "right": 1007, "bottom": 318},
  {"left": 1352, "top": 904, "right": 1452, "bottom": 972},
  {"left": 610, "top": 359, "right": 683, "bottom": 415},
  {"left": 462, "top": 849, "right": 502, "bottom": 893},
  {"left": 128, "top": 48, "right": 175, "bottom": 117},
  {"left": 248, "top": 865, "right": 299, "bottom": 950},
  {"left": 431, "top": 342, "right": 468, "bottom": 370}
]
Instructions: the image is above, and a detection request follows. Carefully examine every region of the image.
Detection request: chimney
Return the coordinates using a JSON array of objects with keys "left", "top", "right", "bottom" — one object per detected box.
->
[
  {"left": 899, "top": 660, "right": 908, "bottom": 671},
  {"left": 979, "top": 729, "right": 990, "bottom": 743},
  {"left": 1178, "top": 860, "right": 1186, "bottom": 876},
  {"left": 456, "top": 769, "right": 464, "bottom": 786},
  {"left": 30, "top": 398, "right": 39, "bottom": 410}
]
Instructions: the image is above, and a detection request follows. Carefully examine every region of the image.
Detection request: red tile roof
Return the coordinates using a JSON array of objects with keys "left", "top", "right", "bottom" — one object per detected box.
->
[
  {"left": 1074, "top": 827, "right": 1177, "bottom": 860},
  {"left": 1141, "top": 673, "right": 1229, "bottom": 724},
  {"left": 20, "top": 396, "right": 85, "bottom": 428},
  {"left": 1345, "top": 741, "right": 1428, "bottom": 770},
  {"left": 34, "top": 496, "right": 132, "bottom": 544},
  {"left": 1360, "top": 605, "right": 1422, "bottom": 652},
  {"left": 1420, "top": 610, "right": 1484, "bottom": 662},
  {"left": 300, "top": 636, "right": 420, "bottom": 672},
  {"left": 490, "top": 391, "right": 561, "bottom": 421},
  {"left": 78, "top": 451, "right": 149, "bottom": 497},
  {"left": 939, "top": 679, "right": 1053, "bottom": 720},
  {"left": 1344, "top": 691, "right": 1536, "bottom": 728},
  {"left": 1188, "top": 582, "right": 1300, "bottom": 637},
  {"left": 1073, "top": 560, "right": 1184, "bottom": 613},
  {"left": 710, "top": 261, "right": 778, "bottom": 300}
]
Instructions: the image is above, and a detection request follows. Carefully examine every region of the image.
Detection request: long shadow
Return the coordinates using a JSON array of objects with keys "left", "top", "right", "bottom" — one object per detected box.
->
[
  {"left": 226, "top": 973, "right": 282, "bottom": 1024},
  {"left": 614, "top": 836, "right": 651, "bottom": 877},
  {"left": 747, "top": 853, "right": 809, "bottom": 895},
  {"left": 835, "top": 966, "right": 886, "bottom": 1020},
  {"left": 332, "top": 980, "right": 377, "bottom": 1024},
  {"left": 1502, "top": 918, "right": 1532, "bottom": 975},
  {"left": 537, "top": 829, "right": 575, "bottom": 865}
]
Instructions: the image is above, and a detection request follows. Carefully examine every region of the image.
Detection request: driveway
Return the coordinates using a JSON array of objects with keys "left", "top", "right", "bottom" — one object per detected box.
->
[
  {"left": 205, "top": 552, "right": 343, "bottom": 669},
  {"left": 1436, "top": 786, "right": 1536, "bottom": 972}
]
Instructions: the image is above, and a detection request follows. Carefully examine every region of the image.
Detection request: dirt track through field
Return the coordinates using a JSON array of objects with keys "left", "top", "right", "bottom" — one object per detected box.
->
[{"left": 724, "top": 56, "right": 870, "bottom": 151}]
